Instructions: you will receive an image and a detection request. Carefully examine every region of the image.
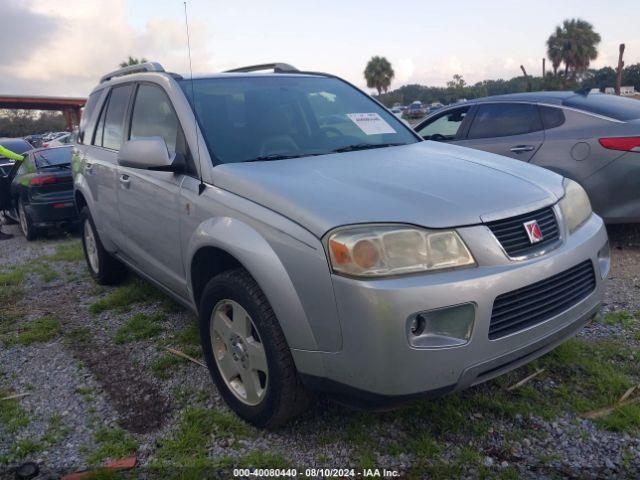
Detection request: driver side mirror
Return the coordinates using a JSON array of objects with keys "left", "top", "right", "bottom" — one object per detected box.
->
[{"left": 118, "top": 137, "right": 184, "bottom": 172}]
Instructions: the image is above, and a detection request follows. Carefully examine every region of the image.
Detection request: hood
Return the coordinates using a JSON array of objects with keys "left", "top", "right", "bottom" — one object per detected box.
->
[{"left": 212, "top": 141, "right": 564, "bottom": 237}]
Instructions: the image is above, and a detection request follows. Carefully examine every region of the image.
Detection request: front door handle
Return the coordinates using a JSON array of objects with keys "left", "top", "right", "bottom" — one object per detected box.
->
[
  {"left": 85, "top": 162, "right": 93, "bottom": 174},
  {"left": 510, "top": 145, "right": 535, "bottom": 153}
]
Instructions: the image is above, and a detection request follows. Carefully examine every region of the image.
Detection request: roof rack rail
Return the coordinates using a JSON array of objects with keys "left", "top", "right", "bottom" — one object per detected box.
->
[
  {"left": 224, "top": 63, "right": 298, "bottom": 74},
  {"left": 100, "top": 61, "right": 166, "bottom": 83}
]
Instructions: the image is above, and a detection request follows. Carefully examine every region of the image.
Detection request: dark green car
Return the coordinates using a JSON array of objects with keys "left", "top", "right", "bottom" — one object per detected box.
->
[{"left": 4, "top": 146, "right": 77, "bottom": 240}]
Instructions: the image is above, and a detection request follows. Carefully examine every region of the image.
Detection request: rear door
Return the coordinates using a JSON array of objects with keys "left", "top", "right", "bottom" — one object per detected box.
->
[
  {"left": 116, "top": 82, "right": 194, "bottom": 295},
  {"left": 82, "top": 84, "right": 134, "bottom": 250},
  {"left": 456, "top": 102, "right": 544, "bottom": 161}
]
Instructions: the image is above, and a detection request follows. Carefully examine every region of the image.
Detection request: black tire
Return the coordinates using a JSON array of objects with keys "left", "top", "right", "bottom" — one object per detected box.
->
[
  {"left": 80, "top": 207, "right": 126, "bottom": 285},
  {"left": 199, "top": 268, "right": 312, "bottom": 428},
  {"left": 18, "top": 199, "right": 39, "bottom": 241}
]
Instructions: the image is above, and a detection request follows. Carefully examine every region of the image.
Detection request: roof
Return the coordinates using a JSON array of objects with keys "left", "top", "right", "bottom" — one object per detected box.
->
[{"left": 471, "top": 91, "right": 578, "bottom": 105}]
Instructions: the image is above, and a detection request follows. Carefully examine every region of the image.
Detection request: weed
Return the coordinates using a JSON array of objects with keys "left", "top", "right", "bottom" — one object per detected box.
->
[
  {"left": 89, "top": 278, "right": 164, "bottom": 315},
  {"left": 3, "top": 315, "right": 62, "bottom": 346},
  {"left": 87, "top": 427, "right": 138, "bottom": 465},
  {"left": 47, "top": 242, "right": 85, "bottom": 262},
  {"left": 114, "top": 313, "right": 164, "bottom": 344}
]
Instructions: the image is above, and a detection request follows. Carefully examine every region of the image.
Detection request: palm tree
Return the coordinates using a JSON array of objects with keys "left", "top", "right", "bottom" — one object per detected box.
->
[
  {"left": 546, "top": 26, "right": 564, "bottom": 76},
  {"left": 119, "top": 56, "right": 148, "bottom": 68},
  {"left": 546, "top": 19, "right": 601, "bottom": 85},
  {"left": 364, "top": 56, "right": 395, "bottom": 95}
]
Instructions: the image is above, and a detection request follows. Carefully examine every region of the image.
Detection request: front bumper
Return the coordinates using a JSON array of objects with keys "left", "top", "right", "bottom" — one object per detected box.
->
[{"left": 294, "top": 212, "right": 608, "bottom": 404}]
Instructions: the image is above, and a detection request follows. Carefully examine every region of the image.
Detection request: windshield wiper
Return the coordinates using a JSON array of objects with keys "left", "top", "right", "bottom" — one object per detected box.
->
[
  {"left": 244, "top": 152, "right": 324, "bottom": 163},
  {"left": 332, "top": 142, "right": 406, "bottom": 153}
]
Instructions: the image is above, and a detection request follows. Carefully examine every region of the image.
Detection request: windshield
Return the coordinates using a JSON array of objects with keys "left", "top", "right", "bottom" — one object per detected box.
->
[
  {"left": 0, "top": 139, "right": 32, "bottom": 157},
  {"left": 179, "top": 75, "right": 418, "bottom": 164},
  {"left": 34, "top": 147, "right": 72, "bottom": 168}
]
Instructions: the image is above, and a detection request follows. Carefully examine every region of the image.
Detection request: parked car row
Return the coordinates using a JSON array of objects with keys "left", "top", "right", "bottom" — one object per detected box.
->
[{"left": 69, "top": 61, "right": 610, "bottom": 428}]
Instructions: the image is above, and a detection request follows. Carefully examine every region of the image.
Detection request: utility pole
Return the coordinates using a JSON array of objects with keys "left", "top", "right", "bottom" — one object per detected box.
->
[
  {"left": 542, "top": 58, "right": 546, "bottom": 77},
  {"left": 615, "top": 44, "right": 625, "bottom": 95}
]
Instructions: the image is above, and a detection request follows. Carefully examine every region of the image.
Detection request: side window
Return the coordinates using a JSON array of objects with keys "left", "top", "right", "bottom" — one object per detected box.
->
[
  {"left": 129, "top": 84, "right": 194, "bottom": 174},
  {"left": 92, "top": 84, "right": 133, "bottom": 150},
  {"left": 417, "top": 107, "right": 469, "bottom": 141},
  {"left": 467, "top": 103, "right": 542, "bottom": 139},
  {"left": 540, "top": 106, "right": 565, "bottom": 130},
  {"left": 78, "top": 90, "right": 102, "bottom": 144},
  {"left": 103, "top": 85, "right": 133, "bottom": 150}
]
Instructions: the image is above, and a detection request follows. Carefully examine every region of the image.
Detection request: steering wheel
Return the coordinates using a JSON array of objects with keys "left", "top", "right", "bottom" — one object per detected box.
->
[{"left": 428, "top": 133, "right": 447, "bottom": 142}]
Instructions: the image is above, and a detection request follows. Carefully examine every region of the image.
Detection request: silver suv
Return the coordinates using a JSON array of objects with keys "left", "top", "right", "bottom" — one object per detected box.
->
[{"left": 73, "top": 62, "right": 610, "bottom": 427}]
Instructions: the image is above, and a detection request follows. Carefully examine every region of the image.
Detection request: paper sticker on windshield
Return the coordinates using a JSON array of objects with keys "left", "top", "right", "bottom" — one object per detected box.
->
[{"left": 346, "top": 113, "right": 396, "bottom": 135}]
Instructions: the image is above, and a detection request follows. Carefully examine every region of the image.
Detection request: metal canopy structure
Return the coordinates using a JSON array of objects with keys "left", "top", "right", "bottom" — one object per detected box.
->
[{"left": 0, "top": 95, "right": 87, "bottom": 131}]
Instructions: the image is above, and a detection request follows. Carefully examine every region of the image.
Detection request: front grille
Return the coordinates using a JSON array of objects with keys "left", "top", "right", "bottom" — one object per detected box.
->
[
  {"left": 489, "top": 260, "right": 596, "bottom": 339},
  {"left": 487, "top": 206, "right": 560, "bottom": 257}
]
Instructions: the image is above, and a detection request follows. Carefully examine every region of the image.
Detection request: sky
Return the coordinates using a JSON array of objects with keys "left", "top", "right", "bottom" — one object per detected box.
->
[{"left": 1, "top": 0, "right": 639, "bottom": 98}]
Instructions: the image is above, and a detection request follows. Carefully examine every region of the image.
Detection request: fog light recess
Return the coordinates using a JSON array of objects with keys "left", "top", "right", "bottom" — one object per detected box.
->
[
  {"left": 598, "top": 241, "right": 610, "bottom": 280},
  {"left": 407, "top": 303, "right": 475, "bottom": 348}
]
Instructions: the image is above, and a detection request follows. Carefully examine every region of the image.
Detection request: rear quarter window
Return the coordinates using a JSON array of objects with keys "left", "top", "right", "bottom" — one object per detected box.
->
[
  {"left": 78, "top": 90, "right": 103, "bottom": 144},
  {"left": 563, "top": 94, "right": 640, "bottom": 121},
  {"left": 540, "top": 106, "right": 565, "bottom": 129}
]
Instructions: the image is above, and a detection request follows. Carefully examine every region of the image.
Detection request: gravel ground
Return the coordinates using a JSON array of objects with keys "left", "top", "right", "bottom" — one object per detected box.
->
[{"left": 1, "top": 222, "right": 639, "bottom": 479}]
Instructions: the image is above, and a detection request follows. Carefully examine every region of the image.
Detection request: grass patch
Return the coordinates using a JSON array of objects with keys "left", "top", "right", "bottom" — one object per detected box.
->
[
  {"left": 87, "top": 427, "right": 138, "bottom": 465},
  {"left": 46, "top": 242, "right": 85, "bottom": 262},
  {"left": 114, "top": 313, "right": 165, "bottom": 344},
  {"left": 602, "top": 310, "right": 638, "bottom": 329},
  {"left": 151, "top": 353, "right": 183, "bottom": 380},
  {"left": 89, "top": 278, "right": 164, "bottom": 315},
  {"left": 155, "top": 407, "right": 254, "bottom": 464},
  {"left": 2, "top": 315, "right": 62, "bottom": 347},
  {"left": 10, "top": 439, "right": 42, "bottom": 459},
  {"left": 0, "top": 390, "right": 31, "bottom": 434},
  {"left": 0, "top": 261, "right": 58, "bottom": 285}
]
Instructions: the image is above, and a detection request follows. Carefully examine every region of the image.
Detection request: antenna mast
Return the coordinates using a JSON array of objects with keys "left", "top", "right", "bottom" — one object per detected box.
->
[{"left": 184, "top": 1, "right": 205, "bottom": 194}]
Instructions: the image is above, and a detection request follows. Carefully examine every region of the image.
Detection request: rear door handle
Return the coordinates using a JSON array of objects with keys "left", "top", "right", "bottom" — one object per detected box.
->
[{"left": 510, "top": 145, "right": 535, "bottom": 153}]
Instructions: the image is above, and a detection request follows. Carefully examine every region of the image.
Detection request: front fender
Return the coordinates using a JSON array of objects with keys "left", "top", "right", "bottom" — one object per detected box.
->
[{"left": 187, "top": 217, "right": 323, "bottom": 352}]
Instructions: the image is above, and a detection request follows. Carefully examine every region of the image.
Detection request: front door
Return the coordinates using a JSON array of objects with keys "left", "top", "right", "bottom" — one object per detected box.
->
[{"left": 116, "top": 83, "right": 193, "bottom": 295}]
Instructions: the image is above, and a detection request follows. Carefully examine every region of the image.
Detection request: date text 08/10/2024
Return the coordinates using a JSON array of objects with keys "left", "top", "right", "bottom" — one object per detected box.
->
[{"left": 232, "top": 468, "right": 401, "bottom": 478}]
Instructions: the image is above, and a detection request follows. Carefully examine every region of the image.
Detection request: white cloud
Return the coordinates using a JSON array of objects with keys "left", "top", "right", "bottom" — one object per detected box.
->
[{"left": 0, "top": 0, "right": 215, "bottom": 96}]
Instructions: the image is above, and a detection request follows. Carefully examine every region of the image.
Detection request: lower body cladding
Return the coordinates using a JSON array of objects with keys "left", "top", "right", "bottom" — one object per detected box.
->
[{"left": 294, "top": 214, "right": 609, "bottom": 408}]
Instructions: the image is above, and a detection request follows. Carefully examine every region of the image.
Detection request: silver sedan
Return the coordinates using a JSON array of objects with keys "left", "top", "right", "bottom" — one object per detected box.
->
[{"left": 413, "top": 92, "right": 640, "bottom": 223}]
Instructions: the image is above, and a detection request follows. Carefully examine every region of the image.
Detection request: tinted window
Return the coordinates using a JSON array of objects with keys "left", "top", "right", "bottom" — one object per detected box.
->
[
  {"left": 98, "top": 84, "right": 133, "bottom": 150},
  {"left": 78, "top": 90, "right": 103, "bottom": 144},
  {"left": 417, "top": 107, "right": 469, "bottom": 140},
  {"left": 0, "top": 139, "right": 32, "bottom": 155},
  {"left": 564, "top": 93, "right": 640, "bottom": 121},
  {"left": 468, "top": 103, "right": 542, "bottom": 139},
  {"left": 34, "top": 147, "right": 72, "bottom": 168},
  {"left": 540, "top": 106, "right": 565, "bottom": 129},
  {"left": 180, "top": 76, "right": 418, "bottom": 164}
]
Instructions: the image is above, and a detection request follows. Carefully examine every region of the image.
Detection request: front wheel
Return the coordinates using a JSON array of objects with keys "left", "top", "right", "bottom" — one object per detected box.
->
[
  {"left": 199, "top": 268, "right": 312, "bottom": 428},
  {"left": 80, "top": 207, "right": 126, "bottom": 285},
  {"left": 18, "top": 199, "right": 38, "bottom": 241}
]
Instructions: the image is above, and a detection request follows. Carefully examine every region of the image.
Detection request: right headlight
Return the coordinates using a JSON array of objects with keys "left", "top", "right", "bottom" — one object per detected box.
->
[
  {"left": 326, "top": 225, "right": 476, "bottom": 278},
  {"left": 559, "top": 178, "right": 592, "bottom": 234}
]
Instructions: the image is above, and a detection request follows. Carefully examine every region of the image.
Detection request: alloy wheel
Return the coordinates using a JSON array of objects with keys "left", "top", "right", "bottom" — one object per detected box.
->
[{"left": 210, "top": 299, "right": 269, "bottom": 406}]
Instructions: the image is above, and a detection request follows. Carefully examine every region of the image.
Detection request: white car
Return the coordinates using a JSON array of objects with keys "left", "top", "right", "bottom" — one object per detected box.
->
[{"left": 43, "top": 133, "right": 73, "bottom": 148}]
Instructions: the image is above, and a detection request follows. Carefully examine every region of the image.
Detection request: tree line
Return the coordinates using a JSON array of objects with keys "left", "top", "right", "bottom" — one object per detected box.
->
[
  {"left": 366, "top": 18, "right": 640, "bottom": 106},
  {"left": 0, "top": 110, "right": 66, "bottom": 138}
]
